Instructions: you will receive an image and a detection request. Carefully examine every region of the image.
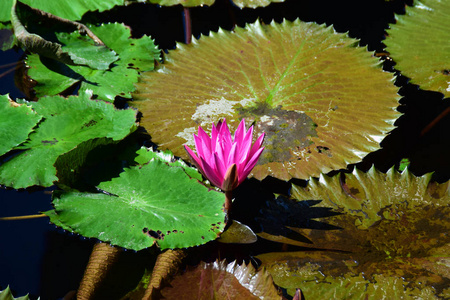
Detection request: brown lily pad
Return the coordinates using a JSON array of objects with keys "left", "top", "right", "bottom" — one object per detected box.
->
[{"left": 160, "top": 260, "right": 283, "bottom": 299}]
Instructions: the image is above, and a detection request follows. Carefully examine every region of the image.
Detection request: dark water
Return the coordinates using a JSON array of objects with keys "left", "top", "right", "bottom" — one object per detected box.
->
[{"left": 1, "top": 0, "right": 449, "bottom": 298}]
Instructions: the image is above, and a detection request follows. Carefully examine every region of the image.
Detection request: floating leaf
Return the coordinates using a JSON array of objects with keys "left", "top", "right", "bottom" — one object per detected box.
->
[
  {"left": 160, "top": 260, "right": 282, "bottom": 299},
  {"left": 257, "top": 167, "right": 450, "bottom": 299},
  {"left": 57, "top": 31, "right": 118, "bottom": 70},
  {"left": 385, "top": 0, "right": 450, "bottom": 97},
  {"left": 11, "top": 1, "right": 116, "bottom": 68},
  {"left": 27, "top": 23, "right": 160, "bottom": 101},
  {"left": 217, "top": 219, "right": 257, "bottom": 244},
  {"left": 135, "top": 147, "right": 203, "bottom": 181},
  {"left": 48, "top": 158, "right": 226, "bottom": 250},
  {"left": 148, "top": 0, "right": 284, "bottom": 8},
  {"left": 0, "top": 94, "right": 41, "bottom": 156},
  {"left": 0, "top": 0, "right": 125, "bottom": 22},
  {"left": 0, "top": 286, "right": 33, "bottom": 300},
  {"left": 231, "top": 0, "right": 285, "bottom": 9},
  {"left": 133, "top": 20, "right": 399, "bottom": 181},
  {"left": 0, "top": 92, "right": 137, "bottom": 188}
]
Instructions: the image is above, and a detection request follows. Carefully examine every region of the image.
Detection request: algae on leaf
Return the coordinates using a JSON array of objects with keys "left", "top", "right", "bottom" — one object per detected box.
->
[
  {"left": 133, "top": 19, "right": 400, "bottom": 181},
  {"left": 0, "top": 92, "right": 137, "bottom": 188},
  {"left": 385, "top": 0, "right": 450, "bottom": 97},
  {"left": 48, "top": 156, "right": 225, "bottom": 251},
  {"left": 257, "top": 167, "right": 450, "bottom": 299}
]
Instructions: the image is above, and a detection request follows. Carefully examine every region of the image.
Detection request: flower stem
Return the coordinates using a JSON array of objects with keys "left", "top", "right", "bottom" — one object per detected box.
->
[
  {"left": 0, "top": 213, "right": 47, "bottom": 221},
  {"left": 224, "top": 190, "right": 233, "bottom": 214},
  {"left": 183, "top": 7, "right": 192, "bottom": 44}
]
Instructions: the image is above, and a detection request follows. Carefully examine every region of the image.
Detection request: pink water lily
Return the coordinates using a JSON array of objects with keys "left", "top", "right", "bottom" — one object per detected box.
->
[{"left": 184, "top": 119, "right": 265, "bottom": 192}]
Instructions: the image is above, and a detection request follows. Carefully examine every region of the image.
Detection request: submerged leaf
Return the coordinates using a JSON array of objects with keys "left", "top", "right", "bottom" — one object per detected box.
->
[
  {"left": 385, "top": 0, "right": 450, "bottom": 97},
  {"left": 0, "top": 93, "right": 137, "bottom": 188},
  {"left": 257, "top": 167, "right": 450, "bottom": 299},
  {"left": 160, "top": 260, "right": 282, "bottom": 299},
  {"left": 0, "top": 94, "right": 41, "bottom": 156},
  {"left": 49, "top": 158, "right": 226, "bottom": 250},
  {"left": 133, "top": 20, "right": 399, "bottom": 181}
]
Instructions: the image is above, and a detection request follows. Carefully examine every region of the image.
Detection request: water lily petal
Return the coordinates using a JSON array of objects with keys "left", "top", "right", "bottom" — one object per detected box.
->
[
  {"left": 248, "top": 132, "right": 265, "bottom": 158},
  {"left": 241, "top": 146, "right": 265, "bottom": 181},
  {"left": 214, "top": 152, "right": 228, "bottom": 180},
  {"left": 184, "top": 118, "right": 264, "bottom": 192},
  {"left": 198, "top": 126, "right": 212, "bottom": 151},
  {"left": 221, "top": 163, "right": 238, "bottom": 191},
  {"left": 184, "top": 145, "right": 201, "bottom": 168},
  {"left": 234, "top": 119, "right": 246, "bottom": 146},
  {"left": 227, "top": 142, "right": 239, "bottom": 167},
  {"left": 219, "top": 119, "right": 233, "bottom": 150},
  {"left": 194, "top": 134, "right": 209, "bottom": 163},
  {"left": 211, "top": 122, "right": 219, "bottom": 151},
  {"left": 238, "top": 125, "right": 253, "bottom": 164},
  {"left": 200, "top": 156, "right": 223, "bottom": 188}
]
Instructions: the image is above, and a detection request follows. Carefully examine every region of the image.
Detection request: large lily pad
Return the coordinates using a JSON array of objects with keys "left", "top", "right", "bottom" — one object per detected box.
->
[
  {"left": 0, "top": 92, "right": 137, "bottom": 188},
  {"left": 133, "top": 20, "right": 399, "bottom": 181},
  {"left": 47, "top": 155, "right": 226, "bottom": 250},
  {"left": 26, "top": 22, "right": 160, "bottom": 101},
  {"left": 256, "top": 167, "right": 450, "bottom": 298},
  {"left": 385, "top": 0, "right": 450, "bottom": 97},
  {"left": 0, "top": 94, "right": 41, "bottom": 156},
  {"left": 160, "top": 260, "right": 282, "bottom": 299}
]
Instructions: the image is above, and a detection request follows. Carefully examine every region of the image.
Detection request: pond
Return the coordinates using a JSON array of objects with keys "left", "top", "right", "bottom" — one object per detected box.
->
[{"left": 0, "top": 0, "right": 449, "bottom": 299}]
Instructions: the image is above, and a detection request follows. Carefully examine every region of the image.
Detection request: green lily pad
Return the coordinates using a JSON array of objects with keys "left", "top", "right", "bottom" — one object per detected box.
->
[
  {"left": 0, "top": 92, "right": 137, "bottom": 188},
  {"left": 256, "top": 167, "right": 450, "bottom": 299},
  {"left": 57, "top": 31, "right": 118, "bottom": 70},
  {"left": 132, "top": 19, "right": 399, "bottom": 181},
  {"left": 0, "top": 94, "right": 41, "bottom": 156},
  {"left": 10, "top": 1, "right": 118, "bottom": 68},
  {"left": 160, "top": 260, "right": 282, "bottom": 299},
  {"left": 135, "top": 147, "right": 203, "bottom": 181},
  {"left": 26, "top": 22, "right": 160, "bottom": 101},
  {"left": 48, "top": 157, "right": 226, "bottom": 250},
  {"left": 385, "top": 0, "right": 450, "bottom": 97},
  {"left": 0, "top": 0, "right": 124, "bottom": 22},
  {"left": 0, "top": 286, "right": 33, "bottom": 300}
]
